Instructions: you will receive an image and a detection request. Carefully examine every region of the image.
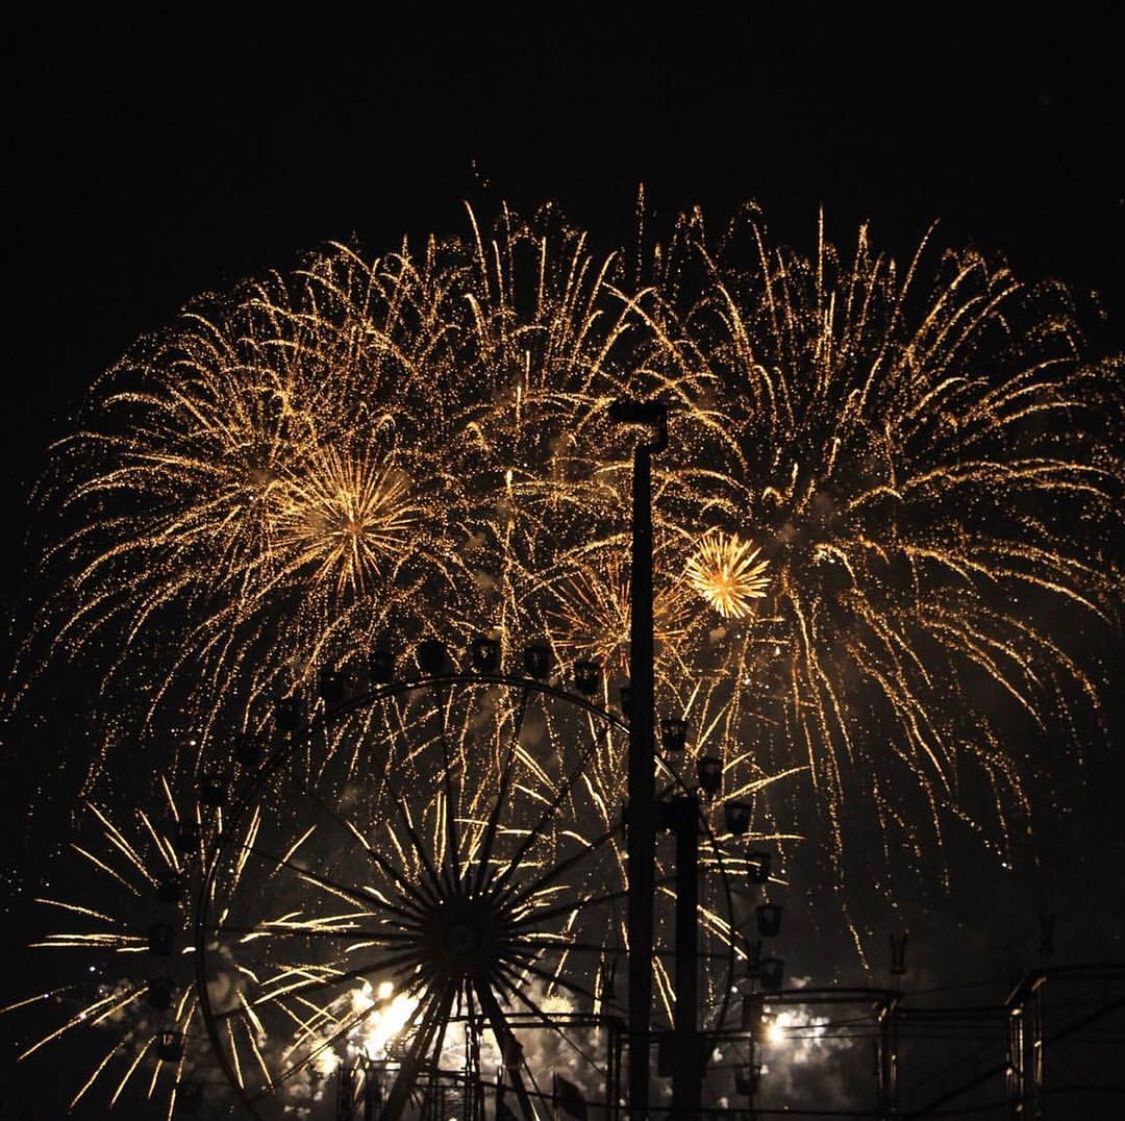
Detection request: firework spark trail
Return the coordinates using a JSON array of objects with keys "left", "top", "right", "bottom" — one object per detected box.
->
[
  {"left": 642, "top": 204, "right": 1122, "bottom": 896},
  {"left": 186, "top": 676, "right": 759, "bottom": 1114},
  {"left": 19, "top": 238, "right": 492, "bottom": 781},
  {"left": 5, "top": 201, "right": 1121, "bottom": 1111},
  {"left": 3, "top": 787, "right": 296, "bottom": 1113}
]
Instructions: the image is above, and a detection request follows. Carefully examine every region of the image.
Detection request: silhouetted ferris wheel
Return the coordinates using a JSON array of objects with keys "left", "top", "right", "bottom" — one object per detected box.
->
[{"left": 195, "top": 641, "right": 741, "bottom": 1120}]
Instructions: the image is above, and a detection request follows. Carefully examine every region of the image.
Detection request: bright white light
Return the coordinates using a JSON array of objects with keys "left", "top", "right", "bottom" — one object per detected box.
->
[
  {"left": 313, "top": 1048, "right": 340, "bottom": 1076},
  {"left": 764, "top": 1008, "right": 830, "bottom": 1052},
  {"left": 346, "top": 981, "right": 418, "bottom": 1061}
]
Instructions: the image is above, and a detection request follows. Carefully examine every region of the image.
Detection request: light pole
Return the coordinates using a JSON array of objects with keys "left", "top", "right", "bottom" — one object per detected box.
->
[{"left": 611, "top": 398, "right": 666, "bottom": 1121}]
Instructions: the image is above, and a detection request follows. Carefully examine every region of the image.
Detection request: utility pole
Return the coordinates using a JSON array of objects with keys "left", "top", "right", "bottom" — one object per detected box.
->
[
  {"left": 671, "top": 793, "right": 702, "bottom": 1118},
  {"left": 611, "top": 398, "right": 666, "bottom": 1121}
]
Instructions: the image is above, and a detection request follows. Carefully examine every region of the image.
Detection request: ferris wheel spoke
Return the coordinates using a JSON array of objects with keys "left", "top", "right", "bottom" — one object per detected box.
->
[
  {"left": 470, "top": 684, "right": 530, "bottom": 896},
  {"left": 521, "top": 934, "right": 628, "bottom": 956},
  {"left": 474, "top": 980, "right": 541, "bottom": 1121},
  {"left": 433, "top": 686, "right": 465, "bottom": 893},
  {"left": 514, "top": 873, "right": 675, "bottom": 930},
  {"left": 302, "top": 786, "right": 440, "bottom": 914},
  {"left": 514, "top": 886, "right": 628, "bottom": 928},
  {"left": 492, "top": 961, "right": 608, "bottom": 1075},
  {"left": 371, "top": 753, "right": 448, "bottom": 900},
  {"left": 490, "top": 718, "right": 613, "bottom": 899},
  {"left": 501, "top": 817, "right": 624, "bottom": 913},
  {"left": 499, "top": 954, "right": 608, "bottom": 1012},
  {"left": 382, "top": 979, "right": 457, "bottom": 1121}
]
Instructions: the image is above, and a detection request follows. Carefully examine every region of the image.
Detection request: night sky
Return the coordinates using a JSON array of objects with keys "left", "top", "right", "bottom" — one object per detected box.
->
[{"left": 3, "top": 9, "right": 1123, "bottom": 1118}]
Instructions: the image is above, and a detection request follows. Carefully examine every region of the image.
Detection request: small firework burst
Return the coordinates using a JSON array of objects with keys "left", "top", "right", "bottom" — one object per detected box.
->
[{"left": 686, "top": 531, "right": 770, "bottom": 619}]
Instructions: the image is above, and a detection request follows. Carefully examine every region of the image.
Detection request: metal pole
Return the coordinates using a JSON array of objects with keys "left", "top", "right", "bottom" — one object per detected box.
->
[
  {"left": 627, "top": 439, "right": 656, "bottom": 1120},
  {"left": 671, "top": 794, "right": 702, "bottom": 1118},
  {"left": 612, "top": 398, "right": 666, "bottom": 1121},
  {"left": 876, "top": 995, "right": 899, "bottom": 1118}
]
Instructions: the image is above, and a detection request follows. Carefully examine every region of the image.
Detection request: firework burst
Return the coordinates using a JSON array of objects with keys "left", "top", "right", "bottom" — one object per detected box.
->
[
  {"left": 9, "top": 199, "right": 1122, "bottom": 951},
  {"left": 6, "top": 680, "right": 799, "bottom": 1117},
  {"left": 270, "top": 447, "right": 420, "bottom": 595},
  {"left": 2, "top": 782, "right": 212, "bottom": 1117},
  {"left": 6, "top": 199, "right": 1122, "bottom": 1120},
  {"left": 686, "top": 530, "right": 771, "bottom": 619},
  {"left": 644, "top": 204, "right": 1122, "bottom": 895}
]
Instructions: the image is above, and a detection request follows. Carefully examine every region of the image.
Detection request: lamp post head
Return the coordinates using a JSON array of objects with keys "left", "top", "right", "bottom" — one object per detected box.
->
[{"left": 609, "top": 397, "right": 668, "bottom": 452}]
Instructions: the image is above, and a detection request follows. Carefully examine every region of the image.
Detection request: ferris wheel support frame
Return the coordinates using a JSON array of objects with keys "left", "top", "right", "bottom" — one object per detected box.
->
[{"left": 192, "top": 672, "right": 635, "bottom": 1121}]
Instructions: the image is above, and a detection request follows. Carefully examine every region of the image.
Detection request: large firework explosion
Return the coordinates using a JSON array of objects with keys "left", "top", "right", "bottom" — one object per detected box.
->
[
  {"left": 645, "top": 204, "right": 1122, "bottom": 892},
  {"left": 6, "top": 201, "right": 1121, "bottom": 1113},
  {"left": 15, "top": 199, "right": 1123, "bottom": 868},
  {"left": 17, "top": 206, "right": 684, "bottom": 777}
]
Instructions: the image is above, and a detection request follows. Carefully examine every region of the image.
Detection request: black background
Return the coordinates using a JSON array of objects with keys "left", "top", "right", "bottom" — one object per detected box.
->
[
  {"left": 3, "top": 7, "right": 1123, "bottom": 1117},
  {"left": 6, "top": 6, "right": 1123, "bottom": 506}
]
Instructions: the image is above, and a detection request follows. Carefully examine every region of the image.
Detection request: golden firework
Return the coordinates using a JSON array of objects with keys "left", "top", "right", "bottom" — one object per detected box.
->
[
  {"left": 272, "top": 447, "right": 420, "bottom": 595},
  {"left": 9, "top": 201, "right": 1120, "bottom": 915},
  {"left": 646, "top": 204, "right": 1122, "bottom": 907},
  {"left": 541, "top": 542, "right": 696, "bottom": 682},
  {"left": 686, "top": 530, "right": 770, "bottom": 618},
  {"left": 5, "top": 687, "right": 797, "bottom": 1115}
]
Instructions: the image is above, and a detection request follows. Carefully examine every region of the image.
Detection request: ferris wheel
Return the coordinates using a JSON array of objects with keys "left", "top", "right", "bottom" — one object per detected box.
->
[{"left": 194, "top": 642, "right": 741, "bottom": 1120}]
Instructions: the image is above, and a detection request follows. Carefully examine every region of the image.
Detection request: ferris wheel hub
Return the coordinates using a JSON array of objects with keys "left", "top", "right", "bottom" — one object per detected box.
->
[{"left": 421, "top": 893, "right": 509, "bottom": 979}]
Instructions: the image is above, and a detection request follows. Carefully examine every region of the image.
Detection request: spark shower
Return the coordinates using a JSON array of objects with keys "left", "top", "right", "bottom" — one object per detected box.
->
[
  {"left": 25, "top": 202, "right": 1119, "bottom": 862},
  {"left": 5, "top": 199, "right": 1121, "bottom": 1115}
]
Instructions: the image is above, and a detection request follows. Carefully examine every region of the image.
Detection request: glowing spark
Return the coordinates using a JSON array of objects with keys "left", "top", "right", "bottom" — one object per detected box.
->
[{"left": 6, "top": 201, "right": 1121, "bottom": 1115}]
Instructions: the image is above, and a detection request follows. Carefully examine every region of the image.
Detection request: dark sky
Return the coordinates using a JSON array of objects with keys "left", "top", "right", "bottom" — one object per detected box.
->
[
  {"left": 3, "top": 8, "right": 1123, "bottom": 1118},
  {"left": 6, "top": 6, "right": 1123, "bottom": 507}
]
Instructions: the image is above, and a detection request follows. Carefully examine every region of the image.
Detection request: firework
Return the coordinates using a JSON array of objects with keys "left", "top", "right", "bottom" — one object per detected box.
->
[
  {"left": 686, "top": 531, "right": 770, "bottom": 619},
  {"left": 2, "top": 781, "right": 213, "bottom": 1118},
  {"left": 7, "top": 684, "right": 796, "bottom": 1117},
  {"left": 9, "top": 198, "right": 1121, "bottom": 1041},
  {"left": 538, "top": 540, "right": 698, "bottom": 686},
  {"left": 190, "top": 676, "right": 797, "bottom": 1117},
  {"left": 647, "top": 205, "right": 1122, "bottom": 899},
  {"left": 16, "top": 208, "right": 652, "bottom": 787}
]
